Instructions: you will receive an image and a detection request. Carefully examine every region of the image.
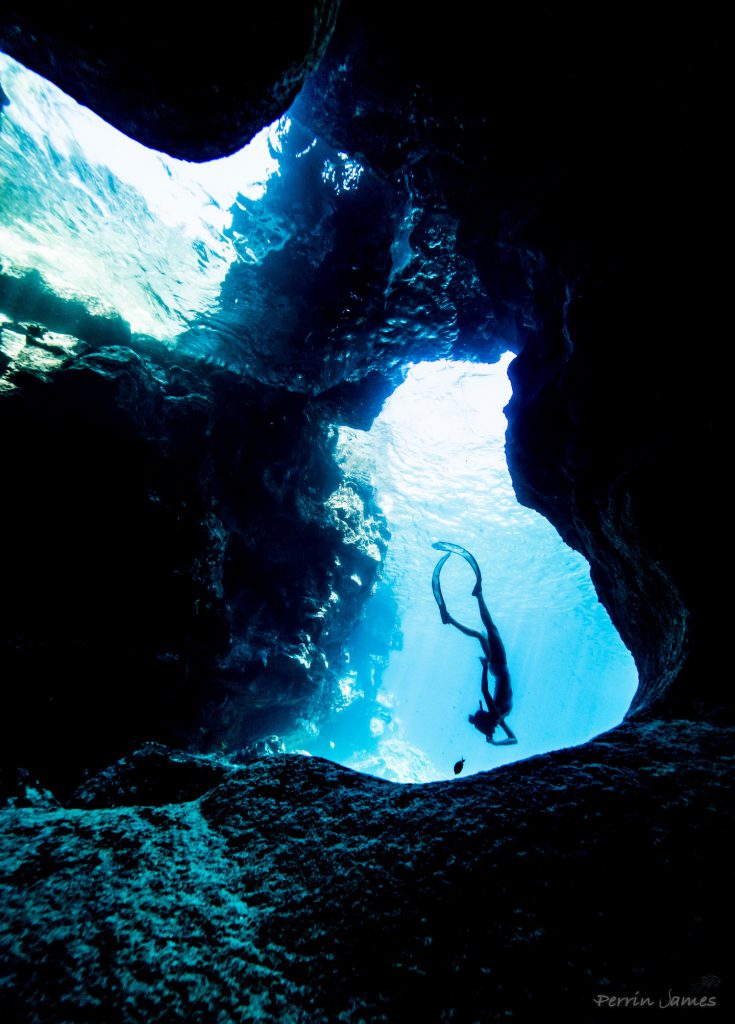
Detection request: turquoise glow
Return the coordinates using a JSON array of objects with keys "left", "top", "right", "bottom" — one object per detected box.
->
[
  {"left": 0, "top": 52, "right": 282, "bottom": 339},
  {"left": 310, "top": 357, "right": 639, "bottom": 782}
]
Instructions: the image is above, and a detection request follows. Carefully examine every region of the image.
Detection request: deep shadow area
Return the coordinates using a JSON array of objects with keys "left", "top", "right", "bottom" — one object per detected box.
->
[
  {"left": 0, "top": 4, "right": 340, "bottom": 159},
  {"left": 0, "top": 314, "right": 391, "bottom": 794}
]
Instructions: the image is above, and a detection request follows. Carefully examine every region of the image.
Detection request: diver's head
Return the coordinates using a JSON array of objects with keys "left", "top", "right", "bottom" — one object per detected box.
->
[{"left": 469, "top": 707, "right": 498, "bottom": 739}]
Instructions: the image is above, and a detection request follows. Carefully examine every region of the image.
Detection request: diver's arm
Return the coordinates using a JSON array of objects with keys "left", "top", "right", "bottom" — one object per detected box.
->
[
  {"left": 482, "top": 658, "right": 517, "bottom": 744},
  {"left": 489, "top": 720, "right": 518, "bottom": 745}
]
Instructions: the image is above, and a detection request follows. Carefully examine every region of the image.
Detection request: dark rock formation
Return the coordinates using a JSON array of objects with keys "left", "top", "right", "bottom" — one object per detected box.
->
[
  {"left": 0, "top": 86, "right": 512, "bottom": 790},
  {"left": 1, "top": 723, "right": 731, "bottom": 1022},
  {"left": 69, "top": 742, "right": 239, "bottom": 809},
  {"left": 0, "top": 317, "right": 388, "bottom": 793},
  {"left": 0, "top": 5, "right": 340, "bottom": 160},
  {"left": 175, "top": 115, "right": 505, "bottom": 393},
  {"left": 232, "top": 735, "right": 287, "bottom": 763}
]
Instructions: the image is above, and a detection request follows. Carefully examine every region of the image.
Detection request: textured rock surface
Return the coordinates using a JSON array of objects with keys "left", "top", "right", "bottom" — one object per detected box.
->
[
  {"left": 69, "top": 743, "right": 239, "bottom": 810},
  {"left": 0, "top": 319, "right": 388, "bottom": 792},
  {"left": 0, "top": 5, "right": 340, "bottom": 160},
  {"left": 172, "top": 115, "right": 506, "bottom": 394},
  {"left": 0, "top": 768, "right": 59, "bottom": 811},
  {"left": 1, "top": 722, "right": 731, "bottom": 1022},
  {"left": 0, "top": 78, "right": 511, "bottom": 790}
]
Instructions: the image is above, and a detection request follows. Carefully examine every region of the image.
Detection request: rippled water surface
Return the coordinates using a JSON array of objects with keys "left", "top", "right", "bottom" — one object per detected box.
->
[
  {"left": 0, "top": 52, "right": 282, "bottom": 339},
  {"left": 309, "top": 357, "right": 639, "bottom": 782}
]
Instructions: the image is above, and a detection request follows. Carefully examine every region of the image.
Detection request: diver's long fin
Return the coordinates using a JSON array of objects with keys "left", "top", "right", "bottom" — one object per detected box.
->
[
  {"left": 431, "top": 541, "right": 483, "bottom": 595},
  {"left": 432, "top": 552, "right": 452, "bottom": 622}
]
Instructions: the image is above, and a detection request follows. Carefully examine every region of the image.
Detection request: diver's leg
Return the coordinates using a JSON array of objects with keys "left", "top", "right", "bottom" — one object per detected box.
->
[
  {"left": 487, "top": 614, "right": 509, "bottom": 671},
  {"left": 479, "top": 606, "right": 508, "bottom": 671},
  {"left": 492, "top": 666, "right": 513, "bottom": 718},
  {"left": 475, "top": 589, "right": 493, "bottom": 632},
  {"left": 443, "top": 612, "right": 490, "bottom": 655},
  {"left": 434, "top": 551, "right": 490, "bottom": 654}
]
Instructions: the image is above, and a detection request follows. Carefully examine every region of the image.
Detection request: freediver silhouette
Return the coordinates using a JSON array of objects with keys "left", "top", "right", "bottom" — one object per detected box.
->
[{"left": 432, "top": 542, "right": 518, "bottom": 746}]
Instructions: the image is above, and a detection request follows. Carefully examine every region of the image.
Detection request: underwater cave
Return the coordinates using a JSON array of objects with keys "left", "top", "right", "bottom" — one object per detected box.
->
[
  {"left": 311, "top": 357, "right": 638, "bottom": 782},
  {"left": 0, "top": 6, "right": 729, "bottom": 1023}
]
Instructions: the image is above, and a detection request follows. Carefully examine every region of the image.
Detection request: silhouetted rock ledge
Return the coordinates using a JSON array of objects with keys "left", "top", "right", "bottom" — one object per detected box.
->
[
  {"left": 0, "top": 6, "right": 340, "bottom": 160},
  {"left": 0, "top": 719, "right": 730, "bottom": 1023},
  {"left": 69, "top": 743, "right": 239, "bottom": 809}
]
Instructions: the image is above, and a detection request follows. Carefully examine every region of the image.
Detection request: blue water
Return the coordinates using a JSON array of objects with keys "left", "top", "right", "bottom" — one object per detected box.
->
[
  {"left": 0, "top": 51, "right": 282, "bottom": 340},
  {"left": 306, "top": 357, "right": 639, "bottom": 782}
]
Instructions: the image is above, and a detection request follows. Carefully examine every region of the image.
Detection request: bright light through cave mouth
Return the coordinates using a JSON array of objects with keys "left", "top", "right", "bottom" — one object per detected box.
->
[
  {"left": 0, "top": 51, "right": 283, "bottom": 340},
  {"left": 304, "top": 356, "right": 639, "bottom": 783}
]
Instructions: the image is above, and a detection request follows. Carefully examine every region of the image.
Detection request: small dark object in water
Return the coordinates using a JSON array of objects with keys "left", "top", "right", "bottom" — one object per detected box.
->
[{"left": 453, "top": 757, "right": 465, "bottom": 775}]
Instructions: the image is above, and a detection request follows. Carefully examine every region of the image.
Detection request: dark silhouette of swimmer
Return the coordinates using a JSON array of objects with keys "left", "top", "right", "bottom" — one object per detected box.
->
[{"left": 432, "top": 542, "right": 518, "bottom": 746}]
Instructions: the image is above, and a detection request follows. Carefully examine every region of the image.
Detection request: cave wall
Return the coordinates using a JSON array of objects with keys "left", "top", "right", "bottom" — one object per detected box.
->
[
  {"left": 293, "top": 3, "right": 727, "bottom": 716},
  {"left": 1, "top": 723, "right": 731, "bottom": 1021},
  {"left": 0, "top": 320, "right": 389, "bottom": 791},
  {"left": 0, "top": 62, "right": 511, "bottom": 788}
]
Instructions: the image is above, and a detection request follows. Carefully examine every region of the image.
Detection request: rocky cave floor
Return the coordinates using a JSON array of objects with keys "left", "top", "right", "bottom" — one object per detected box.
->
[{"left": 1, "top": 714, "right": 731, "bottom": 1023}]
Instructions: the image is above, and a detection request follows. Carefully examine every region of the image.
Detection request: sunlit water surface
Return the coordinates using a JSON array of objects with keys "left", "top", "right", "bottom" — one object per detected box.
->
[
  {"left": 306, "top": 357, "right": 638, "bottom": 782},
  {"left": 0, "top": 51, "right": 282, "bottom": 339}
]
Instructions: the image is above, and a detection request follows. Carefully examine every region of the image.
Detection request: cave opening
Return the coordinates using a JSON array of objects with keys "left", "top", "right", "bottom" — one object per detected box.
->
[
  {"left": 1, "top": 45, "right": 636, "bottom": 789},
  {"left": 305, "top": 356, "right": 639, "bottom": 782},
  {"left": 0, "top": 50, "right": 284, "bottom": 341}
]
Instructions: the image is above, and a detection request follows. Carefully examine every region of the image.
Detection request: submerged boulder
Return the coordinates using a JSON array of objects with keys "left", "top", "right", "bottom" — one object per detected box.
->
[
  {"left": 230, "top": 736, "right": 288, "bottom": 764},
  {"left": 0, "top": 767, "right": 59, "bottom": 811}
]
